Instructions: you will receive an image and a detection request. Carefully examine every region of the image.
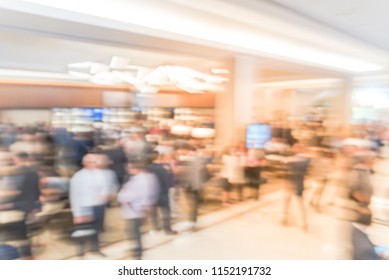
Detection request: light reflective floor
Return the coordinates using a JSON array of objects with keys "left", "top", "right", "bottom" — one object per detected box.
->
[{"left": 34, "top": 183, "right": 389, "bottom": 260}]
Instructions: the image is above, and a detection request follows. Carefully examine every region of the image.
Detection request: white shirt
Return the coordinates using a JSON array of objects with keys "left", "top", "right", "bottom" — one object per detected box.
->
[
  {"left": 220, "top": 155, "right": 246, "bottom": 184},
  {"left": 70, "top": 168, "right": 118, "bottom": 217}
]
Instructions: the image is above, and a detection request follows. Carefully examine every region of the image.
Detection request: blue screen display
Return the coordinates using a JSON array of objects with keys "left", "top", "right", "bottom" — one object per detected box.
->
[
  {"left": 92, "top": 108, "right": 103, "bottom": 122},
  {"left": 80, "top": 108, "right": 104, "bottom": 121},
  {"left": 246, "top": 124, "right": 272, "bottom": 149}
]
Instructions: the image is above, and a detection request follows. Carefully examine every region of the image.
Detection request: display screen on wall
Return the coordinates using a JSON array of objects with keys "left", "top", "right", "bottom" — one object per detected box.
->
[
  {"left": 246, "top": 124, "right": 272, "bottom": 149},
  {"left": 92, "top": 108, "right": 104, "bottom": 122},
  {"left": 80, "top": 108, "right": 104, "bottom": 122}
]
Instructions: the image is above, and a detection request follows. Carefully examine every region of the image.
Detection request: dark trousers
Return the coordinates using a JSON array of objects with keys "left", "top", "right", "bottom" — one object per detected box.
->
[
  {"left": 245, "top": 166, "right": 262, "bottom": 199},
  {"left": 75, "top": 232, "right": 99, "bottom": 256},
  {"left": 93, "top": 205, "right": 106, "bottom": 233},
  {"left": 127, "top": 218, "right": 143, "bottom": 259},
  {"left": 185, "top": 189, "right": 201, "bottom": 223},
  {"left": 74, "top": 205, "right": 105, "bottom": 256},
  {"left": 150, "top": 205, "right": 173, "bottom": 232},
  {"left": 72, "top": 221, "right": 99, "bottom": 256}
]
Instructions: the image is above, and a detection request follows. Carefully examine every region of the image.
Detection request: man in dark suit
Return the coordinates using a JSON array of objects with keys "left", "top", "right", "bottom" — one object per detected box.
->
[{"left": 146, "top": 151, "right": 176, "bottom": 235}]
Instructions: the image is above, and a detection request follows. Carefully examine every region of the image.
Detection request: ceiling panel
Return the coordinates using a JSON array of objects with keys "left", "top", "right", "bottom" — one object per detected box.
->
[{"left": 269, "top": 0, "right": 389, "bottom": 50}]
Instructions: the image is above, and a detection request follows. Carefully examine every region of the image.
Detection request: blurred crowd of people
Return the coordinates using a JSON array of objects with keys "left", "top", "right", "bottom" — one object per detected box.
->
[
  {"left": 0, "top": 122, "right": 215, "bottom": 260},
  {"left": 0, "top": 119, "right": 388, "bottom": 260}
]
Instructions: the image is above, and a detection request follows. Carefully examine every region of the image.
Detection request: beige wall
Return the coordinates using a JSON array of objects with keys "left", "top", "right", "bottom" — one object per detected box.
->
[
  {"left": 253, "top": 88, "right": 294, "bottom": 122},
  {"left": 0, "top": 81, "right": 215, "bottom": 108},
  {"left": 253, "top": 87, "right": 343, "bottom": 124}
]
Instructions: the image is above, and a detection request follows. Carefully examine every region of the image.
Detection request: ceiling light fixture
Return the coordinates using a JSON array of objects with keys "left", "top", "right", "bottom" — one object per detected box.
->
[{"left": 67, "top": 57, "right": 227, "bottom": 93}]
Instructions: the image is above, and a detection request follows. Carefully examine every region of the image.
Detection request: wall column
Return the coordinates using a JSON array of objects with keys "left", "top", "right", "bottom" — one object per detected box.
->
[
  {"left": 214, "top": 56, "right": 257, "bottom": 146},
  {"left": 232, "top": 55, "right": 257, "bottom": 142}
]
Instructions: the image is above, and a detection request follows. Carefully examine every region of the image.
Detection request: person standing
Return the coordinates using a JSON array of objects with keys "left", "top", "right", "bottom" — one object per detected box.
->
[
  {"left": 347, "top": 152, "right": 380, "bottom": 259},
  {"left": 0, "top": 152, "right": 41, "bottom": 259},
  {"left": 69, "top": 153, "right": 115, "bottom": 257},
  {"left": 94, "top": 153, "right": 119, "bottom": 232},
  {"left": 177, "top": 144, "right": 209, "bottom": 229},
  {"left": 309, "top": 149, "right": 333, "bottom": 211},
  {"left": 146, "top": 151, "right": 177, "bottom": 235},
  {"left": 281, "top": 144, "right": 311, "bottom": 231},
  {"left": 117, "top": 161, "right": 159, "bottom": 260},
  {"left": 100, "top": 139, "right": 128, "bottom": 186},
  {"left": 122, "top": 127, "right": 152, "bottom": 161}
]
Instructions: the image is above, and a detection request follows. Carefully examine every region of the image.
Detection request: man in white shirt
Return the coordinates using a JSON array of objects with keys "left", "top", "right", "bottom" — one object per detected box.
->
[{"left": 70, "top": 153, "right": 117, "bottom": 257}]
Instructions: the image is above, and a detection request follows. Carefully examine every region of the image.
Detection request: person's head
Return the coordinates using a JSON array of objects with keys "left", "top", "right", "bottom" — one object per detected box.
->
[
  {"left": 127, "top": 160, "right": 147, "bottom": 176},
  {"left": 159, "top": 152, "right": 174, "bottom": 162},
  {"left": 175, "top": 142, "right": 192, "bottom": 157},
  {"left": 147, "top": 151, "right": 159, "bottom": 164},
  {"left": 13, "top": 152, "right": 30, "bottom": 166},
  {"left": 82, "top": 154, "right": 98, "bottom": 169},
  {"left": 129, "top": 126, "right": 147, "bottom": 140},
  {"left": 95, "top": 154, "right": 112, "bottom": 169},
  {"left": 103, "top": 138, "right": 118, "bottom": 147},
  {"left": 155, "top": 142, "right": 174, "bottom": 159}
]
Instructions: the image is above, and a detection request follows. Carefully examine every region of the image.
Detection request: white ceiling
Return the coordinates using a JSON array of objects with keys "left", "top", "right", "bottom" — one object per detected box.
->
[
  {"left": 0, "top": 10, "right": 332, "bottom": 83},
  {"left": 1, "top": 0, "right": 388, "bottom": 84},
  {"left": 0, "top": 26, "right": 227, "bottom": 74},
  {"left": 268, "top": 0, "right": 389, "bottom": 50}
]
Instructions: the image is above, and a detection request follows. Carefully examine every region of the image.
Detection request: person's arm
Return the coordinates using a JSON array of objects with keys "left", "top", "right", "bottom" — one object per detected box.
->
[
  {"left": 109, "top": 171, "right": 120, "bottom": 197},
  {"left": 158, "top": 166, "right": 170, "bottom": 192},
  {"left": 99, "top": 171, "right": 119, "bottom": 202},
  {"left": 31, "top": 171, "right": 42, "bottom": 212},
  {"left": 40, "top": 188, "right": 63, "bottom": 196},
  {"left": 117, "top": 181, "right": 132, "bottom": 204},
  {"left": 1, "top": 175, "right": 24, "bottom": 211}
]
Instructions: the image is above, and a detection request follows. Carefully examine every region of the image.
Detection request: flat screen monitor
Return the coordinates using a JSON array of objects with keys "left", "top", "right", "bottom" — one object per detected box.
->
[
  {"left": 80, "top": 108, "right": 104, "bottom": 122},
  {"left": 92, "top": 108, "right": 104, "bottom": 122},
  {"left": 246, "top": 124, "right": 272, "bottom": 149}
]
